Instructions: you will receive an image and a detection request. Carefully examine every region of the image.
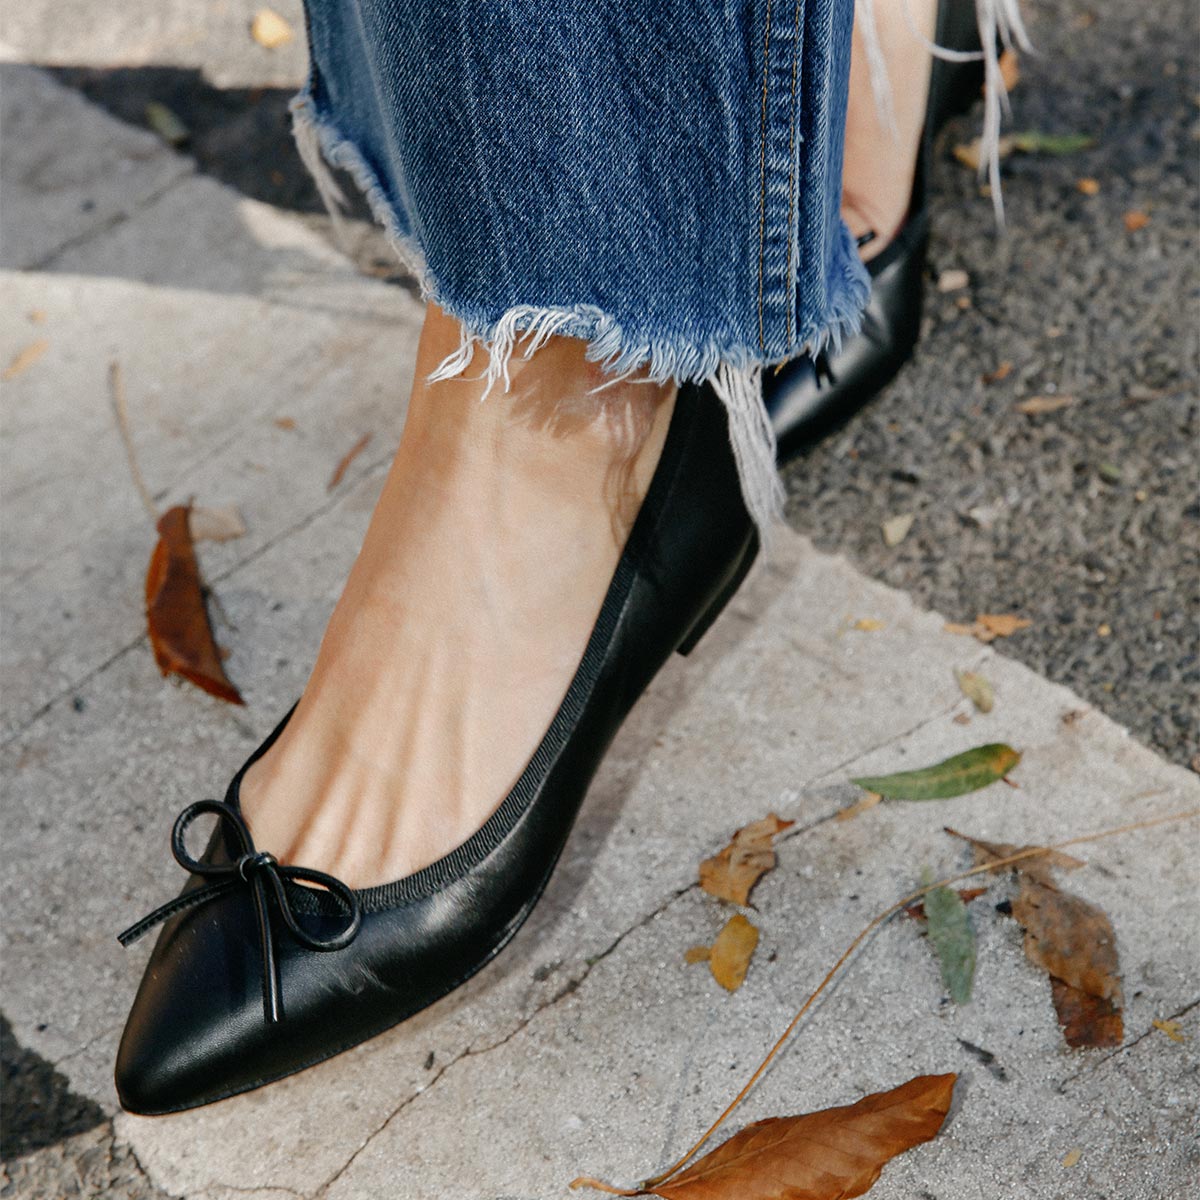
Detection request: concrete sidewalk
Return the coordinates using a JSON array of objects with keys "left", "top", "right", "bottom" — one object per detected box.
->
[{"left": 2, "top": 63, "right": 1198, "bottom": 1200}]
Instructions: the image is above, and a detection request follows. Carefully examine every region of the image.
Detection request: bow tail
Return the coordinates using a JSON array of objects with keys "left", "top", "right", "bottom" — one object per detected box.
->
[
  {"left": 249, "top": 874, "right": 284, "bottom": 1024},
  {"left": 117, "top": 879, "right": 238, "bottom": 947}
]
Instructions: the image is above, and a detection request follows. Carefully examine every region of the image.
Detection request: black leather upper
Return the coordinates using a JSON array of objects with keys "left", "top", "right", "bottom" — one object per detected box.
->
[{"left": 115, "top": 381, "right": 757, "bottom": 1115}]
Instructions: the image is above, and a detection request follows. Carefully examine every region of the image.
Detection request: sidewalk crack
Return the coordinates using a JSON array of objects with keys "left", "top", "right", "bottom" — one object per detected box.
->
[
  {"left": 313, "top": 884, "right": 691, "bottom": 1196},
  {"left": 1057, "top": 995, "right": 1199, "bottom": 1091},
  {"left": 24, "top": 169, "right": 194, "bottom": 271}
]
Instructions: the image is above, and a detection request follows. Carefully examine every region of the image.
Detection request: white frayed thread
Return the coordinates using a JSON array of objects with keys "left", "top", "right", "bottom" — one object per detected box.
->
[
  {"left": 292, "top": 111, "right": 351, "bottom": 249},
  {"left": 710, "top": 362, "right": 785, "bottom": 540},
  {"left": 859, "top": 0, "right": 1033, "bottom": 229},
  {"left": 428, "top": 307, "right": 785, "bottom": 538},
  {"left": 856, "top": 0, "right": 900, "bottom": 138}
]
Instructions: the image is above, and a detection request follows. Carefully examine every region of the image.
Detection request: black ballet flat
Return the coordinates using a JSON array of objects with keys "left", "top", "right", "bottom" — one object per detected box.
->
[
  {"left": 115, "top": 379, "right": 758, "bottom": 1115},
  {"left": 766, "top": 0, "right": 985, "bottom": 462}
]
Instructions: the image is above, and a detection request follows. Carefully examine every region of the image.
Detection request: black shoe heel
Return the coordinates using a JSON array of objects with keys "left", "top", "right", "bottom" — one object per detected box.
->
[{"left": 676, "top": 532, "right": 760, "bottom": 657}]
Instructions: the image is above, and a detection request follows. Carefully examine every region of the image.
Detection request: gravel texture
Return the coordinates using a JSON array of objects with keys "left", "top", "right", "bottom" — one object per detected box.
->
[{"left": 781, "top": 0, "right": 1199, "bottom": 766}]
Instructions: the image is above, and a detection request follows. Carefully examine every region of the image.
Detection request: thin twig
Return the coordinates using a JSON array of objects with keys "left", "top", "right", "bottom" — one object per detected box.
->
[
  {"left": 108, "top": 360, "right": 158, "bottom": 523},
  {"left": 590, "top": 806, "right": 1199, "bottom": 1193}
]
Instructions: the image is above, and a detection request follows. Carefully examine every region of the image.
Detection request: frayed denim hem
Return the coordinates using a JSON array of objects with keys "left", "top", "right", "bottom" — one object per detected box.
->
[{"left": 291, "top": 95, "right": 868, "bottom": 541}]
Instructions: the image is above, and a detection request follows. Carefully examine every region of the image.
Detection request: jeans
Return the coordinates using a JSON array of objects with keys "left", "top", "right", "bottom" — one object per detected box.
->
[{"left": 290, "top": 1, "right": 1023, "bottom": 531}]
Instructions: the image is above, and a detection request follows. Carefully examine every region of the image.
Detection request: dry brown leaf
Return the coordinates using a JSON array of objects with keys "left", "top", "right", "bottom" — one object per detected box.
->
[
  {"left": 684, "top": 946, "right": 711, "bottom": 966},
  {"left": 274, "top": 416, "right": 297, "bottom": 431},
  {"left": 1049, "top": 974, "right": 1123, "bottom": 1049},
  {"left": 643, "top": 1074, "right": 956, "bottom": 1200},
  {"left": 1014, "top": 395, "right": 1077, "bottom": 415},
  {"left": 3, "top": 338, "right": 49, "bottom": 381},
  {"left": 998, "top": 48, "right": 1021, "bottom": 91},
  {"left": 948, "top": 828, "right": 1122, "bottom": 1047},
  {"left": 1123, "top": 210, "right": 1150, "bottom": 232},
  {"left": 708, "top": 914, "right": 759, "bottom": 993},
  {"left": 251, "top": 7, "right": 293, "bottom": 48},
  {"left": 699, "top": 814, "right": 794, "bottom": 906},
  {"left": 145, "top": 506, "right": 244, "bottom": 705},
  {"left": 1062, "top": 1148, "right": 1083, "bottom": 1168},
  {"left": 189, "top": 504, "right": 247, "bottom": 544},
  {"left": 327, "top": 432, "right": 373, "bottom": 491},
  {"left": 1013, "top": 877, "right": 1122, "bottom": 1005},
  {"left": 1076, "top": 178, "right": 1101, "bottom": 196},
  {"left": 977, "top": 613, "right": 1033, "bottom": 638},
  {"left": 982, "top": 361, "right": 1013, "bottom": 385}
]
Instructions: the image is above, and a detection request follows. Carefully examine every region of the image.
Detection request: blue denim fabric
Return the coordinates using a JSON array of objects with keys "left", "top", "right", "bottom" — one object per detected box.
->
[{"left": 292, "top": 0, "right": 869, "bottom": 528}]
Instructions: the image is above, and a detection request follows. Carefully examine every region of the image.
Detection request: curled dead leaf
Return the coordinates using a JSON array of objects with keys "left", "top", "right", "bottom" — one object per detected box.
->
[
  {"left": 1123, "top": 210, "right": 1150, "bottom": 232},
  {"left": 145, "top": 505, "right": 244, "bottom": 705},
  {"left": 699, "top": 814, "right": 793, "bottom": 907}
]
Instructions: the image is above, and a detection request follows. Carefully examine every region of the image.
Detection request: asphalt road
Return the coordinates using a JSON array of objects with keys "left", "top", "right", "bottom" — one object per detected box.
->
[{"left": 3, "top": 0, "right": 1196, "bottom": 1194}]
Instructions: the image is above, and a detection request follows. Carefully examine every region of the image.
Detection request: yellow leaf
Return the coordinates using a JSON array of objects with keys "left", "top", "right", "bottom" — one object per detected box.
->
[
  {"left": 251, "top": 8, "right": 294, "bottom": 49},
  {"left": 708, "top": 914, "right": 759, "bottom": 993},
  {"left": 977, "top": 613, "right": 1033, "bottom": 638},
  {"left": 698, "top": 814, "right": 793, "bottom": 906},
  {"left": 999, "top": 48, "right": 1021, "bottom": 91},
  {"left": 3, "top": 338, "right": 49, "bottom": 381},
  {"left": 1077, "top": 178, "right": 1101, "bottom": 195},
  {"left": 1152, "top": 1018, "right": 1186, "bottom": 1043},
  {"left": 684, "top": 945, "right": 711, "bottom": 965},
  {"left": 836, "top": 791, "right": 882, "bottom": 822},
  {"left": 1062, "top": 1148, "right": 1082, "bottom": 1168},
  {"left": 853, "top": 617, "right": 886, "bottom": 632},
  {"left": 955, "top": 670, "right": 995, "bottom": 713}
]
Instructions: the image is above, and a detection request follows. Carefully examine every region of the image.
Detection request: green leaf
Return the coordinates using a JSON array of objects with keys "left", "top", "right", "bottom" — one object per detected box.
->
[
  {"left": 1010, "top": 131, "right": 1096, "bottom": 155},
  {"left": 922, "top": 872, "right": 976, "bottom": 1005},
  {"left": 144, "top": 101, "right": 189, "bottom": 147},
  {"left": 851, "top": 744, "right": 1021, "bottom": 801}
]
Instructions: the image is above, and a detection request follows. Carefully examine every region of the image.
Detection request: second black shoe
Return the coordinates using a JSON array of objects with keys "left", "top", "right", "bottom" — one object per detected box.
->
[{"left": 766, "top": 0, "right": 985, "bottom": 462}]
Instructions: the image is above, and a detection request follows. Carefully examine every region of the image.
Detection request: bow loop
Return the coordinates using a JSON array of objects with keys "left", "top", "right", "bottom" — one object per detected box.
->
[{"left": 120, "top": 799, "right": 362, "bottom": 1023}]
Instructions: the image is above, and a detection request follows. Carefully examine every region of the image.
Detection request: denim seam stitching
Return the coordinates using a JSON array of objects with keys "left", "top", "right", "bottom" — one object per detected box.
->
[
  {"left": 755, "top": 0, "right": 775, "bottom": 353},
  {"left": 785, "top": 0, "right": 803, "bottom": 348}
]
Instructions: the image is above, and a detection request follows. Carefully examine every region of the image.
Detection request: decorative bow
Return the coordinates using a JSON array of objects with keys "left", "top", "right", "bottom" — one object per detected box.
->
[{"left": 118, "top": 799, "right": 361, "bottom": 1024}]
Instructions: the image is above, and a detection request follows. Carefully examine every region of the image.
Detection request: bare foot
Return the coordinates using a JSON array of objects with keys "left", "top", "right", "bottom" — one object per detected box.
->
[
  {"left": 842, "top": 0, "right": 937, "bottom": 261},
  {"left": 239, "top": 303, "right": 675, "bottom": 887}
]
